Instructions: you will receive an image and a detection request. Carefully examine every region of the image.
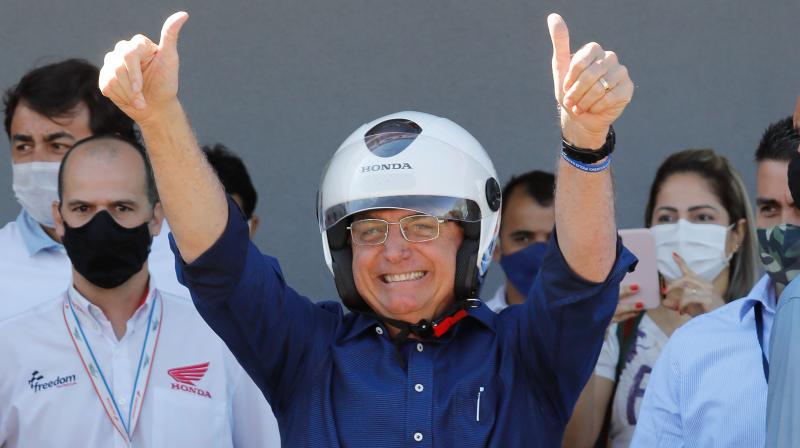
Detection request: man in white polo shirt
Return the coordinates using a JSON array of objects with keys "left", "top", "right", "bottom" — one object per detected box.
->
[
  {"left": 0, "top": 59, "right": 187, "bottom": 321},
  {"left": 0, "top": 135, "right": 279, "bottom": 447}
]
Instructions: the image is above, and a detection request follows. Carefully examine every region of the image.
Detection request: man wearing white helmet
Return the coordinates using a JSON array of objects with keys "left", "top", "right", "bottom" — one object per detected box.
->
[{"left": 99, "top": 11, "right": 636, "bottom": 447}]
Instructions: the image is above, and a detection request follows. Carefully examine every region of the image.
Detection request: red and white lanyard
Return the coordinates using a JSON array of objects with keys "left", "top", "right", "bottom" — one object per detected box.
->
[{"left": 62, "top": 291, "right": 163, "bottom": 445}]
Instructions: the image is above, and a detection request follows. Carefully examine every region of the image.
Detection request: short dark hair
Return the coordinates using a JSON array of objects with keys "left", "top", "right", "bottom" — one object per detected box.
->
[
  {"left": 58, "top": 134, "right": 158, "bottom": 206},
  {"left": 202, "top": 144, "right": 258, "bottom": 218},
  {"left": 4, "top": 59, "right": 136, "bottom": 140},
  {"left": 755, "top": 116, "right": 800, "bottom": 162},
  {"left": 645, "top": 148, "right": 757, "bottom": 302},
  {"left": 501, "top": 170, "right": 555, "bottom": 213}
]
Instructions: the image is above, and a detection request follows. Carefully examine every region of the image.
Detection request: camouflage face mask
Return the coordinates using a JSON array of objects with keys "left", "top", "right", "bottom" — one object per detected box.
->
[{"left": 757, "top": 224, "right": 800, "bottom": 290}]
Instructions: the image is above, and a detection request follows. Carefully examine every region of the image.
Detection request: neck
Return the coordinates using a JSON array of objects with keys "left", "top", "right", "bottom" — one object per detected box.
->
[
  {"left": 647, "top": 306, "right": 690, "bottom": 337},
  {"left": 40, "top": 223, "right": 61, "bottom": 243},
  {"left": 380, "top": 298, "right": 459, "bottom": 338},
  {"left": 774, "top": 281, "right": 785, "bottom": 299},
  {"left": 72, "top": 264, "right": 150, "bottom": 340},
  {"left": 712, "top": 266, "right": 730, "bottom": 303},
  {"left": 504, "top": 282, "right": 526, "bottom": 306}
]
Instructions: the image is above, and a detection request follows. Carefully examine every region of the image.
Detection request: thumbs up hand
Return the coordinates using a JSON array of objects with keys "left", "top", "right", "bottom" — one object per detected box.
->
[
  {"left": 548, "top": 14, "right": 633, "bottom": 149},
  {"left": 99, "top": 12, "right": 189, "bottom": 126}
]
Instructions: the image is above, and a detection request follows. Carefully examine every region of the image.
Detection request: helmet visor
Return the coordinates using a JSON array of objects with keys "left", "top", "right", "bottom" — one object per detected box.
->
[{"left": 320, "top": 195, "right": 481, "bottom": 232}]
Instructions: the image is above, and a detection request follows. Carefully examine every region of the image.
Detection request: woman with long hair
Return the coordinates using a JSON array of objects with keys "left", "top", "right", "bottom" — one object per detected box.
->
[{"left": 564, "top": 148, "right": 759, "bottom": 447}]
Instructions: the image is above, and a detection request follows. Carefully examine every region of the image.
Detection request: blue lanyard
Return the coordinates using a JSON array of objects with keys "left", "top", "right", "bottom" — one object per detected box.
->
[
  {"left": 66, "top": 293, "right": 159, "bottom": 439},
  {"left": 754, "top": 302, "right": 769, "bottom": 384}
]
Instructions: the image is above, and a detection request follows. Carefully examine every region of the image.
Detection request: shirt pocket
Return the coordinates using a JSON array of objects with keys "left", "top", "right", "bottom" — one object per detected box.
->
[
  {"left": 150, "top": 387, "right": 232, "bottom": 447},
  {"left": 450, "top": 377, "right": 502, "bottom": 446}
]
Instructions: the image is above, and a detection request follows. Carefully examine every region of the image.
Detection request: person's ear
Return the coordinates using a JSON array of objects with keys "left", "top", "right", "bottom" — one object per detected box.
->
[
  {"left": 52, "top": 201, "right": 65, "bottom": 241},
  {"left": 727, "top": 218, "right": 747, "bottom": 256},
  {"left": 492, "top": 238, "right": 502, "bottom": 262},
  {"left": 148, "top": 202, "right": 165, "bottom": 237},
  {"left": 248, "top": 214, "right": 260, "bottom": 240}
]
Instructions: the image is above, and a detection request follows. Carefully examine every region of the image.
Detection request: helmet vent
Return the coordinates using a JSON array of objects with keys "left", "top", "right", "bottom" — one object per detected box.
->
[
  {"left": 485, "top": 178, "right": 501, "bottom": 212},
  {"left": 364, "top": 119, "right": 422, "bottom": 158}
]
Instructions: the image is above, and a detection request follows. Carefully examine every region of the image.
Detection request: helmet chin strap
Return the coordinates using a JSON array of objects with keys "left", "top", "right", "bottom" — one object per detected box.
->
[{"left": 360, "top": 298, "right": 481, "bottom": 368}]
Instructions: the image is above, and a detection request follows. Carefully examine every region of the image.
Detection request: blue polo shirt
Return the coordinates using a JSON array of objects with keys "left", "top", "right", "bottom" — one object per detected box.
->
[{"left": 172, "top": 198, "right": 636, "bottom": 447}]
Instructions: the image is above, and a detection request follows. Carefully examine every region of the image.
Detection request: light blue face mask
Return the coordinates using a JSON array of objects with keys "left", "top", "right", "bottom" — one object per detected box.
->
[{"left": 499, "top": 242, "right": 548, "bottom": 296}]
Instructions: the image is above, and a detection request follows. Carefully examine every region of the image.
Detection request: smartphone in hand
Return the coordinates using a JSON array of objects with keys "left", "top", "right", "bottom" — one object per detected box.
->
[{"left": 619, "top": 228, "right": 660, "bottom": 310}]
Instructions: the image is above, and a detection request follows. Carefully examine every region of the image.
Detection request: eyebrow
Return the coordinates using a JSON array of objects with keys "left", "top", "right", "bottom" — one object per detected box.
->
[
  {"left": 65, "top": 199, "right": 90, "bottom": 207},
  {"left": 687, "top": 205, "right": 719, "bottom": 213},
  {"left": 509, "top": 230, "right": 535, "bottom": 238},
  {"left": 11, "top": 134, "right": 33, "bottom": 142},
  {"left": 11, "top": 132, "right": 76, "bottom": 142},
  {"left": 654, "top": 206, "right": 678, "bottom": 213},
  {"left": 65, "top": 199, "right": 139, "bottom": 207},
  {"left": 756, "top": 198, "right": 780, "bottom": 206},
  {"left": 655, "top": 205, "right": 719, "bottom": 213},
  {"left": 44, "top": 131, "right": 75, "bottom": 142}
]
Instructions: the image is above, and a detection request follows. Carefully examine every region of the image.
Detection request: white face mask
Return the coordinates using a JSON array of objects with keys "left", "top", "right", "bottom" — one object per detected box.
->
[
  {"left": 12, "top": 161, "right": 60, "bottom": 228},
  {"left": 651, "top": 219, "right": 732, "bottom": 282}
]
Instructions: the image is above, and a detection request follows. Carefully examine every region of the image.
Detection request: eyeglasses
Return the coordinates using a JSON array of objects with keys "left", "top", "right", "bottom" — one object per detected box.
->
[{"left": 347, "top": 214, "right": 447, "bottom": 246}]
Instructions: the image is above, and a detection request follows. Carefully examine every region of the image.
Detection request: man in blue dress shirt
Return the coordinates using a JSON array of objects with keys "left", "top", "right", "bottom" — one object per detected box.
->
[
  {"left": 633, "top": 116, "right": 800, "bottom": 447},
  {"left": 765, "top": 105, "right": 800, "bottom": 447},
  {"left": 98, "top": 11, "right": 636, "bottom": 447}
]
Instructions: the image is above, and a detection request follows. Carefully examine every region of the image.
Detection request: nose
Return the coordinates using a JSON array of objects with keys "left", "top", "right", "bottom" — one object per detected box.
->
[
  {"left": 382, "top": 223, "right": 411, "bottom": 262},
  {"left": 30, "top": 144, "right": 54, "bottom": 163}
]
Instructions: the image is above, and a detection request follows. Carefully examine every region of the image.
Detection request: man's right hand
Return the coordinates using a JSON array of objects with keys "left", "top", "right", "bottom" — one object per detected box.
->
[
  {"left": 98, "top": 10, "right": 228, "bottom": 263},
  {"left": 99, "top": 12, "right": 189, "bottom": 127}
]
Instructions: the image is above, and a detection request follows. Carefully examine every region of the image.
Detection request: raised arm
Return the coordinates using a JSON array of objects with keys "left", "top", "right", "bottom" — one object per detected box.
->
[
  {"left": 99, "top": 12, "right": 227, "bottom": 263},
  {"left": 548, "top": 14, "right": 633, "bottom": 281}
]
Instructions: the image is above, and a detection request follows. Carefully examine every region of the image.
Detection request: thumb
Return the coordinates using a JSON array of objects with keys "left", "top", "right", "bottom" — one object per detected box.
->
[
  {"left": 547, "top": 13, "right": 571, "bottom": 100},
  {"left": 159, "top": 11, "right": 189, "bottom": 53}
]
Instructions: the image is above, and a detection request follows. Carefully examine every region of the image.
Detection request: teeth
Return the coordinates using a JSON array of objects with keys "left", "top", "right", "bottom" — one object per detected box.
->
[{"left": 383, "top": 271, "right": 426, "bottom": 283}]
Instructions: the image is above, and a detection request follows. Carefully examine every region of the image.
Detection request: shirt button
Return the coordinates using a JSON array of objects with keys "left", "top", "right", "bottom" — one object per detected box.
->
[
  {"left": 416, "top": 343, "right": 424, "bottom": 352},
  {"left": 414, "top": 383, "right": 424, "bottom": 392},
  {"left": 118, "top": 398, "right": 127, "bottom": 405},
  {"left": 375, "top": 327, "right": 384, "bottom": 335},
  {"left": 413, "top": 432, "right": 423, "bottom": 442}
]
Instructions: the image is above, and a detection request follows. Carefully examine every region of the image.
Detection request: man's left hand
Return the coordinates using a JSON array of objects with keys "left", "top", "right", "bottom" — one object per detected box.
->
[{"left": 548, "top": 13, "right": 634, "bottom": 149}]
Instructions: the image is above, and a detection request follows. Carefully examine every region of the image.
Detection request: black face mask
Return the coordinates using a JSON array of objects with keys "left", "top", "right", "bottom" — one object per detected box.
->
[{"left": 61, "top": 210, "right": 153, "bottom": 289}]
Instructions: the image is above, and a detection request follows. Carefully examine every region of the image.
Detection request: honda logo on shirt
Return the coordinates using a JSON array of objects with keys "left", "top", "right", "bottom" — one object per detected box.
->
[{"left": 168, "top": 362, "right": 212, "bottom": 398}]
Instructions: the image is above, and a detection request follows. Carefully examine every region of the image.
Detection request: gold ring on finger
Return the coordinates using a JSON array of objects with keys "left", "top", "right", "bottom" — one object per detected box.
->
[{"left": 598, "top": 76, "right": 611, "bottom": 92}]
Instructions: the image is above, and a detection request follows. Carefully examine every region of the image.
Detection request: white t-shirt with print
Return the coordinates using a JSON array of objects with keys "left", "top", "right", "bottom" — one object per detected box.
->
[{"left": 595, "top": 313, "right": 669, "bottom": 448}]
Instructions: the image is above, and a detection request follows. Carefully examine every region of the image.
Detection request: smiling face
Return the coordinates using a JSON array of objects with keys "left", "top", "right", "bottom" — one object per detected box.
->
[{"left": 351, "top": 208, "right": 464, "bottom": 324}]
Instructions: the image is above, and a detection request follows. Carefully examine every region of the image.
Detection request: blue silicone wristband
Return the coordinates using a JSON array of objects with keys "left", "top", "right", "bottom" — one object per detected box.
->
[{"left": 560, "top": 150, "right": 611, "bottom": 173}]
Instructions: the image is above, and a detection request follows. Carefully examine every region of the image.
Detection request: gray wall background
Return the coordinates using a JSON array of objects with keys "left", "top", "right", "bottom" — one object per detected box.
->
[{"left": 0, "top": 0, "right": 797, "bottom": 300}]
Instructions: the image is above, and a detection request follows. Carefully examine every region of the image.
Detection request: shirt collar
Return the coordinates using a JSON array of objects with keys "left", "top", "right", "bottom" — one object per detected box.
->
[
  {"left": 342, "top": 301, "right": 497, "bottom": 343},
  {"left": 66, "top": 281, "right": 156, "bottom": 332},
  {"left": 486, "top": 284, "right": 508, "bottom": 310},
  {"left": 16, "top": 209, "right": 62, "bottom": 256},
  {"left": 738, "top": 274, "right": 777, "bottom": 321}
]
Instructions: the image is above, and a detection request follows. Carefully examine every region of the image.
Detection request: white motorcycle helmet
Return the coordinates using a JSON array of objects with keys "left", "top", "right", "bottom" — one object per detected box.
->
[{"left": 317, "top": 111, "right": 502, "bottom": 314}]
